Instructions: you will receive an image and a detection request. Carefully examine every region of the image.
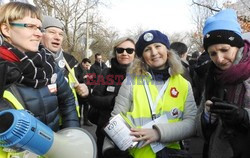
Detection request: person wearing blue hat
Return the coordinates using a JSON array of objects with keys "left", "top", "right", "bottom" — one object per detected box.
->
[
  {"left": 196, "top": 9, "right": 250, "bottom": 158},
  {"left": 103, "top": 30, "right": 197, "bottom": 158}
]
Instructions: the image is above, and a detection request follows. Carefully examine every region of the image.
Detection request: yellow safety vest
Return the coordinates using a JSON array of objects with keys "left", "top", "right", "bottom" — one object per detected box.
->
[
  {"left": 67, "top": 68, "right": 80, "bottom": 117},
  {"left": 126, "top": 75, "right": 188, "bottom": 158}
]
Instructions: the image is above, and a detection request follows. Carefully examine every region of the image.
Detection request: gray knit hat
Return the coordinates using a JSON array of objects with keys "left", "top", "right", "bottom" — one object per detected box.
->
[{"left": 42, "top": 15, "right": 64, "bottom": 30}]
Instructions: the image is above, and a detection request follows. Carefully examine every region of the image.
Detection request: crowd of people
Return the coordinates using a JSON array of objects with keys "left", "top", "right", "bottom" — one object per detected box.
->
[{"left": 0, "top": 2, "right": 249, "bottom": 158}]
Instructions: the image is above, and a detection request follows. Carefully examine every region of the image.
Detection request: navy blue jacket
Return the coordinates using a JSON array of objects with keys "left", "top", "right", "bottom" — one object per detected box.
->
[{"left": 5, "top": 66, "right": 80, "bottom": 131}]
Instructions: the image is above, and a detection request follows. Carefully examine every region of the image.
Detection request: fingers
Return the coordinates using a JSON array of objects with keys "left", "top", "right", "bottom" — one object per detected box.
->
[
  {"left": 130, "top": 128, "right": 143, "bottom": 140},
  {"left": 205, "top": 100, "right": 213, "bottom": 112},
  {"left": 75, "top": 83, "right": 89, "bottom": 97},
  {"left": 210, "top": 108, "right": 232, "bottom": 114},
  {"left": 210, "top": 102, "right": 236, "bottom": 114},
  {"left": 140, "top": 140, "right": 151, "bottom": 148},
  {"left": 213, "top": 102, "right": 237, "bottom": 109},
  {"left": 130, "top": 128, "right": 159, "bottom": 147},
  {"left": 211, "top": 96, "right": 223, "bottom": 102}
]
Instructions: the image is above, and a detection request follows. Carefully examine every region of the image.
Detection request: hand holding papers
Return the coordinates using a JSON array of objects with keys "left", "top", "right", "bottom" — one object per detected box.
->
[
  {"left": 104, "top": 113, "right": 168, "bottom": 153},
  {"left": 104, "top": 114, "right": 138, "bottom": 151},
  {"left": 135, "top": 114, "right": 168, "bottom": 153}
]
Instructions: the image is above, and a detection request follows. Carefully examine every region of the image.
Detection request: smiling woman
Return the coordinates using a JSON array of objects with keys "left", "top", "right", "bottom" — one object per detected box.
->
[
  {"left": 102, "top": 30, "right": 197, "bottom": 158},
  {"left": 89, "top": 36, "right": 136, "bottom": 158}
]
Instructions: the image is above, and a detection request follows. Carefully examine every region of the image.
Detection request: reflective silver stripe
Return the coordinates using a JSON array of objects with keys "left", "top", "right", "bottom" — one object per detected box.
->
[{"left": 126, "top": 111, "right": 183, "bottom": 127}]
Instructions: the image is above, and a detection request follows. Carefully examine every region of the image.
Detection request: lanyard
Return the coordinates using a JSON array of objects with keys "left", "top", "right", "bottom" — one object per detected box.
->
[{"left": 143, "top": 79, "right": 169, "bottom": 119}]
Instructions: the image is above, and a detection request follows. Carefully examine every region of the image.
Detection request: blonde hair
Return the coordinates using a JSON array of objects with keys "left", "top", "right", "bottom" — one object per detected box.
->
[
  {"left": 0, "top": 2, "right": 42, "bottom": 34},
  {"left": 112, "top": 37, "right": 136, "bottom": 57},
  {"left": 129, "top": 49, "right": 184, "bottom": 76}
]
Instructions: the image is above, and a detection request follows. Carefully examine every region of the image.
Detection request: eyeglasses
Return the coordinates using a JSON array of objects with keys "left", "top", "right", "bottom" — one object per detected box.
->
[
  {"left": 9, "top": 23, "right": 44, "bottom": 32},
  {"left": 116, "top": 48, "right": 135, "bottom": 54}
]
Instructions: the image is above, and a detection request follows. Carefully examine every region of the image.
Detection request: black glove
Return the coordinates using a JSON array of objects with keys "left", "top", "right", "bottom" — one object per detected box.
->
[{"left": 210, "top": 97, "right": 249, "bottom": 126}]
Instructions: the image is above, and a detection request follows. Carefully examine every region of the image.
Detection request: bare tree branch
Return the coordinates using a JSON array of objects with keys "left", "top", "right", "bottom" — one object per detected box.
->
[{"left": 192, "top": 0, "right": 220, "bottom": 12}]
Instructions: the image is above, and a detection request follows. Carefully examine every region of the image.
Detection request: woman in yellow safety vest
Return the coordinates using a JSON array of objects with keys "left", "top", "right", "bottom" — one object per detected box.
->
[{"left": 103, "top": 30, "right": 197, "bottom": 158}]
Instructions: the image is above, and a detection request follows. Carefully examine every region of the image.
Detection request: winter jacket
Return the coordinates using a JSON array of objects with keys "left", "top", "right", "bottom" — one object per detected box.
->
[
  {"left": 89, "top": 58, "right": 128, "bottom": 128},
  {"left": 75, "top": 63, "right": 90, "bottom": 105},
  {"left": 196, "top": 41, "right": 250, "bottom": 158},
  {"left": 2, "top": 65, "right": 80, "bottom": 132},
  {"left": 47, "top": 49, "right": 81, "bottom": 117},
  {"left": 103, "top": 71, "right": 197, "bottom": 155},
  {"left": 90, "top": 61, "right": 107, "bottom": 84}
]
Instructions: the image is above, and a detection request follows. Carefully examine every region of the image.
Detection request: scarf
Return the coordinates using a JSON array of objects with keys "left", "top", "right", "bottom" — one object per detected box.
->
[
  {"left": 110, "top": 58, "right": 129, "bottom": 75},
  {"left": 148, "top": 67, "right": 170, "bottom": 81},
  {"left": 0, "top": 42, "right": 55, "bottom": 88},
  {"left": 209, "top": 40, "right": 250, "bottom": 107},
  {"left": 109, "top": 58, "right": 130, "bottom": 83},
  {"left": 45, "top": 48, "right": 66, "bottom": 73},
  {"left": 215, "top": 43, "right": 250, "bottom": 84}
]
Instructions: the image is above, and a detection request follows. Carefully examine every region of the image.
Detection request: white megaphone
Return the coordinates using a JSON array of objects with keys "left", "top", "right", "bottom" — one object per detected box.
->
[{"left": 0, "top": 109, "right": 97, "bottom": 158}]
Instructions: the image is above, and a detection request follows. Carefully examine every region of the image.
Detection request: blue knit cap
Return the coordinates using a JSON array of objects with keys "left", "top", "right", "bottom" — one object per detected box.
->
[
  {"left": 203, "top": 9, "right": 244, "bottom": 51},
  {"left": 135, "top": 30, "right": 170, "bottom": 57},
  {"left": 203, "top": 9, "right": 242, "bottom": 36}
]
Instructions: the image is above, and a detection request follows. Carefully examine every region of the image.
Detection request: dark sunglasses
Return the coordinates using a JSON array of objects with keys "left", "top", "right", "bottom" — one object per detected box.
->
[{"left": 116, "top": 48, "right": 135, "bottom": 54}]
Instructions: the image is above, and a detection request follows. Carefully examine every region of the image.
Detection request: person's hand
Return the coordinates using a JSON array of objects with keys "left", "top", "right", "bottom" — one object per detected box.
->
[
  {"left": 130, "top": 128, "right": 160, "bottom": 148},
  {"left": 205, "top": 100, "right": 213, "bottom": 113},
  {"left": 210, "top": 97, "right": 248, "bottom": 125},
  {"left": 204, "top": 100, "right": 218, "bottom": 123},
  {"left": 74, "top": 83, "right": 89, "bottom": 98}
]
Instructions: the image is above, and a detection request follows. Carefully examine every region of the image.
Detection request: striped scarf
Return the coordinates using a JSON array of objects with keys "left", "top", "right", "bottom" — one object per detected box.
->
[{"left": 0, "top": 42, "right": 55, "bottom": 88}]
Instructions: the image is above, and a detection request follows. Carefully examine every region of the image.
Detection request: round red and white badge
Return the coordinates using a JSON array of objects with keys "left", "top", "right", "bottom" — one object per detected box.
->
[{"left": 170, "top": 87, "right": 179, "bottom": 98}]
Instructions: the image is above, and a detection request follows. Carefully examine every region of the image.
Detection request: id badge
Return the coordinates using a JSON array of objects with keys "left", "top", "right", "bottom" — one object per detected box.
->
[
  {"left": 107, "top": 86, "right": 115, "bottom": 92},
  {"left": 48, "top": 83, "right": 57, "bottom": 94}
]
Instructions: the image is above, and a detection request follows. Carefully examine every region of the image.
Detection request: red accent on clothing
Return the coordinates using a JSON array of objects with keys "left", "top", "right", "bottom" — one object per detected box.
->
[
  {"left": 0, "top": 46, "right": 20, "bottom": 62},
  {"left": 170, "top": 87, "right": 179, "bottom": 98}
]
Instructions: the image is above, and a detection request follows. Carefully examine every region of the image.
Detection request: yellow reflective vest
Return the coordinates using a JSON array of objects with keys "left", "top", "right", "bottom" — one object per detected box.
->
[
  {"left": 126, "top": 75, "right": 188, "bottom": 158},
  {"left": 67, "top": 67, "right": 80, "bottom": 117}
]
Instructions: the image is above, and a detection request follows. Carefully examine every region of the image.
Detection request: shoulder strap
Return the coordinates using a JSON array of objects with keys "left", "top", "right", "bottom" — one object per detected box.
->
[{"left": 3, "top": 90, "right": 24, "bottom": 109}]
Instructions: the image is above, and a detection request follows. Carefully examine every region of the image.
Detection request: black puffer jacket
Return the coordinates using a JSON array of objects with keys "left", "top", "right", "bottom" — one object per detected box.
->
[
  {"left": 89, "top": 58, "right": 129, "bottom": 128},
  {"left": 4, "top": 65, "right": 80, "bottom": 131}
]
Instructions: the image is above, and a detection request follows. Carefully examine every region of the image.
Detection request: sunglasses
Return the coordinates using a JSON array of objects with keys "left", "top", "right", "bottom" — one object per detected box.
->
[{"left": 116, "top": 48, "right": 135, "bottom": 54}]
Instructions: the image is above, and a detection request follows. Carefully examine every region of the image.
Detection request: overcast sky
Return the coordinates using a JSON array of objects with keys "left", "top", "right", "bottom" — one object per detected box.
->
[{"left": 99, "top": 0, "right": 195, "bottom": 36}]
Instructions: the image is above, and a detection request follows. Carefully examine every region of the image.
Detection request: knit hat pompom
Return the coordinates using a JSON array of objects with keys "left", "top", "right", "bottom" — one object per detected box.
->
[{"left": 135, "top": 30, "right": 170, "bottom": 57}]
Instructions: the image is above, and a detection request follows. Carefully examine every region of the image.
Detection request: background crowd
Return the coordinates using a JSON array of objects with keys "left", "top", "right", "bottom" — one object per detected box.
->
[{"left": 0, "top": 1, "right": 249, "bottom": 158}]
